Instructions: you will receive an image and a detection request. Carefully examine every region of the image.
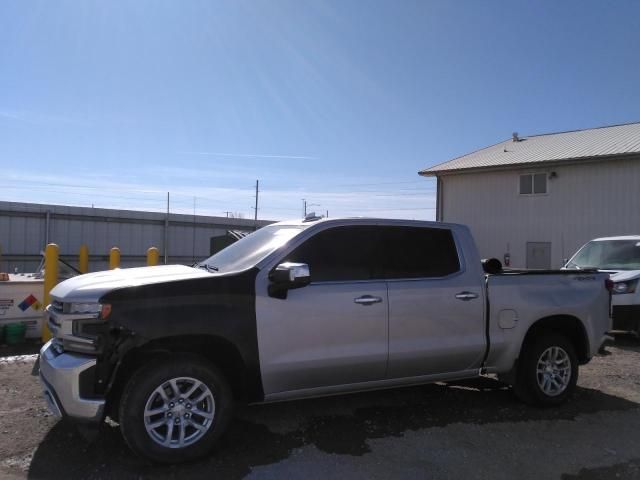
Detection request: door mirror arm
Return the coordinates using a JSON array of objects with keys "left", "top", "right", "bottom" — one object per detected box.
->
[{"left": 268, "top": 262, "right": 311, "bottom": 299}]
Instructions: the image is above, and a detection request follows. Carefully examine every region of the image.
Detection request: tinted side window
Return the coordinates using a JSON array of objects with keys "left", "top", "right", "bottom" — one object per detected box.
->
[
  {"left": 284, "top": 226, "right": 378, "bottom": 282},
  {"left": 380, "top": 227, "right": 460, "bottom": 279}
]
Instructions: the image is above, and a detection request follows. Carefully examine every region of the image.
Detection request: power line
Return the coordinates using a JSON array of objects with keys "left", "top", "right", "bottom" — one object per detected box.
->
[
  {"left": 339, "top": 206, "right": 436, "bottom": 212},
  {"left": 0, "top": 186, "right": 168, "bottom": 204},
  {"left": 258, "top": 206, "right": 301, "bottom": 212},
  {"left": 301, "top": 187, "right": 436, "bottom": 195},
  {"left": 4, "top": 180, "right": 258, "bottom": 203},
  {"left": 253, "top": 180, "right": 259, "bottom": 228},
  {"left": 5, "top": 184, "right": 256, "bottom": 207},
  {"left": 371, "top": 191, "right": 436, "bottom": 197},
  {"left": 6, "top": 179, "right": 436, "bottom": 203},
  {"left": 326, "top": 180, "right": 433, "bottom": 188},
  {"left": 3, "top": 178, "right": 437, "bottom": 219}
]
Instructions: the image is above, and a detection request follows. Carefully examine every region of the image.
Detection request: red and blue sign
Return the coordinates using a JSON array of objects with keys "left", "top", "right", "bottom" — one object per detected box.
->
[{"left": 18, "top": 294, "right": 38, "bottom": 312}]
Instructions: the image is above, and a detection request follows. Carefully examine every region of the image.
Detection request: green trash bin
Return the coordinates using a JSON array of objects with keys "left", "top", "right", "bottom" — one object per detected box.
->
[{"left": 5, "top": 323, "right": 27, "bottom": 345}]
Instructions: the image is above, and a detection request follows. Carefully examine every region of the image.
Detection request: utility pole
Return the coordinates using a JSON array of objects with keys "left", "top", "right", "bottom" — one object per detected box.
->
[
  {"left": 326, "top": 210, "right": 329, "bottom": 218},
  {"left": 224, "top": 211, "right": 231, "bottom": 218},
  {"left": 303, "top": 199, "right": 319, "bottom": 217},
  {"left": 164, "top": 192, "right": 169, "bottom": 265},
  {"left": 192, "top": 196, "right": 196, "bottom": 264},
  {"left": 253, "top": 180, "right": 259, "bottom": 229},
  {"left": 45, "top": 210, "right": 51, "bottom": 246}
]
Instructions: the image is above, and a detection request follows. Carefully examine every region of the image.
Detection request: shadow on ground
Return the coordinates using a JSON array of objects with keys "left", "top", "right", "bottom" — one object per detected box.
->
[
  {"left": 609, "top": 334, "right": 640, "bottom": 353},
  {"left": 28, "top": 377, "right": 640, "bottom": 480},
  {"left": 562, "top": 458, "right": 640, "bottom": 480},
  {"left": 0, "top": 341, "right": 41, "bottom": 357}
]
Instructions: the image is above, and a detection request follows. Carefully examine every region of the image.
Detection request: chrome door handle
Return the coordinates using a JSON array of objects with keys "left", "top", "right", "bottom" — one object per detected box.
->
[
  {"left": 455, "top": 291, "right": 479, "bottom": 301},
  {"left": 354, "top": 295, "right": 383, "bottom": 306}
]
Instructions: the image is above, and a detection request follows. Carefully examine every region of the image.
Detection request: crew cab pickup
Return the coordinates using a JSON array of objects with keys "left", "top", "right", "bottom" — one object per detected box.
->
[{"left": 40, "top": 218, "right": 612, "bottom": 463}]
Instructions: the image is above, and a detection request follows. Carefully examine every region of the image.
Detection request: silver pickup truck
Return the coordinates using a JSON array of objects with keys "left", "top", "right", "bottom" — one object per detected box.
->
[{"left": 39, "top": 218, "right": 612, "bottom": 463}]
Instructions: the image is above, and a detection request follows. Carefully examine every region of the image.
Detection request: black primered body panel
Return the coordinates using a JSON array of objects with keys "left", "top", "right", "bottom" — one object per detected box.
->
[{"left": 99, "top": 268, "right": 263, "bottom": 400}]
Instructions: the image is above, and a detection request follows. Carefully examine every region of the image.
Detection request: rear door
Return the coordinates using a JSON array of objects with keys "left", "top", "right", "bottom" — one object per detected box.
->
[
  {"left": 255, "top": 225, "right": 389, "bottom": 395},
  {"left": 382, "top": 226, "right": 486, "bottom": 378}
]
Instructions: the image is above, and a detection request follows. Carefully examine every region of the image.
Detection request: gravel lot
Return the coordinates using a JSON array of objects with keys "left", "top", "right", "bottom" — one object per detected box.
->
[{"left": 1, "top": 337, "right": 639, "bottom": 480}]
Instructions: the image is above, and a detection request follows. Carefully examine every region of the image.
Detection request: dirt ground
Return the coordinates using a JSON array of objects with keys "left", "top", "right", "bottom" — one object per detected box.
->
[{"left": 1, "top": 337, "right": 639, "bottom": 480}]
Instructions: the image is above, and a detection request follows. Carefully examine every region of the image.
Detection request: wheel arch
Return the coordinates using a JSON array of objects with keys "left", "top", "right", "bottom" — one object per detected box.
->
[
  {"left": 106, "top": 334, "right": 255, "bottom": 421},
  {"left": 520, "top": 315, "right": 590, "bottom": 364}
]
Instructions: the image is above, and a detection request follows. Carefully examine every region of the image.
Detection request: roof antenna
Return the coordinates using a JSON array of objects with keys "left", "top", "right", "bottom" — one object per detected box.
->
[{"left": 512, "top": 132, "right": 520, "bottom": 142}]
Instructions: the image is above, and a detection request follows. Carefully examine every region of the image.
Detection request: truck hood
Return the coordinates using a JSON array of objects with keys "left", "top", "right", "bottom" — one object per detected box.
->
[
  {"left": 50, "top": 265, "right": 213, "bottom": 303},
  {"left": 563, "top": 268, "right": 640, "bottom": 282},
  {"left": 607, "top": 270, "right": 640, "bottom": 282}
]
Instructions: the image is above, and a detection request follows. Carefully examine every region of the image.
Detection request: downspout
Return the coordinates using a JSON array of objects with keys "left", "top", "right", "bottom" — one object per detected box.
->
[
  {"left": 436, "top": 177, "right": 444, "bottom": 221},
  {"left": 45, "top": 210, "right": 51, "bottom": 246},
  {"left": 164, "top": 192, "right": 169, "bottom": 265}
]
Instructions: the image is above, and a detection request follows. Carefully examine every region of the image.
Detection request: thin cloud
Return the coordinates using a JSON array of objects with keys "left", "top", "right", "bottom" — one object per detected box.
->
[
  {"left": 0, "top": 109, "right": 88, "bottom": 126},
  {"left": 181, "top": 151, "right": 318, "bottom": 160}
]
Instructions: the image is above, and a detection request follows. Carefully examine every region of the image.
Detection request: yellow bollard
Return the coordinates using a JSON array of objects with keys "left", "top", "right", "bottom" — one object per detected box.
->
[
  {"left": 42, "top": 243, "right": 59, "bottom": 343},
  {"left": 79, "top": 244, "right": 89, "bottom": 273},
  {"left": 147, "top": 247, "right": 160, "bottom": 266},
  {"left": 109, "top": 247, "right": 121, "bottom": 270}
]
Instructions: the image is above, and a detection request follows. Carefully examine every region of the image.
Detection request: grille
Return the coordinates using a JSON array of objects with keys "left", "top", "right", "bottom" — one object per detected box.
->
[
  {"left": 51, "top": 300, "right": 64, "bottom": 313},
  {"left": 47, "top": 314, "right": 60, "bottom": 335}
]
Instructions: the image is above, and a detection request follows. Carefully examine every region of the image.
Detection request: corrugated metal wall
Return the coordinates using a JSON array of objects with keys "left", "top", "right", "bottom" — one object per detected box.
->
[
  {"left": 439, "top": 156, "right": 640, "bottom": 268},
  {"left": 0, "top": 201, "right": 272, "bottom": 273}
]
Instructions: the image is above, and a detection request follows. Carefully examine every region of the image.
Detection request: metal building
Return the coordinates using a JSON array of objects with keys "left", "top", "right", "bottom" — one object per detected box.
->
[
  {"left": 419, "top": 122, "right": 640, "bottom": 269},
  {"left": 0, "top": 201, "right": 273, "bottom": 273}
]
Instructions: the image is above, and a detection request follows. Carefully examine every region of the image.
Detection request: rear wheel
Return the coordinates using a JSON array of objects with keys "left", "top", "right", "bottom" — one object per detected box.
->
[
  {"left": 514, "top": 333, "right": 578, "bottom": 406},
  {"left": 119, "top": 356, "right": 233, "bottom": 463}
]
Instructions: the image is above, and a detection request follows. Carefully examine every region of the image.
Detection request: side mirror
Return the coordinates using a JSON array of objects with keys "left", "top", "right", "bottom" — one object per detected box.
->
[{"left": 268, "top": 262, "right": 311, "bottom": 299}]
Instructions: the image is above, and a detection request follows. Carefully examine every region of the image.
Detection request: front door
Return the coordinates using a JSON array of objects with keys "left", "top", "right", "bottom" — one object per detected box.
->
[{"left": 255, "top": 225, "right": 388, "bottom": 395}]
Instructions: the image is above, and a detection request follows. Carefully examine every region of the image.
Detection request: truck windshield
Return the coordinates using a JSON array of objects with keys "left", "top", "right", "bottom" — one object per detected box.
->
[
  {"left": 199, "top": 225, "right": 306, "bottom": 273},
  {"left": 566, "top": 240, "right": 640, "bottom": 271}
]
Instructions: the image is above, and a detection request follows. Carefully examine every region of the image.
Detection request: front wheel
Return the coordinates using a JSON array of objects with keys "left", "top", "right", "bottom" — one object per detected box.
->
[
  {"left": 119, "top": 355, "right": 233, "bottom": 463},
  {"left": 513, "top": 333, "right": 578, "bottom": 406}
]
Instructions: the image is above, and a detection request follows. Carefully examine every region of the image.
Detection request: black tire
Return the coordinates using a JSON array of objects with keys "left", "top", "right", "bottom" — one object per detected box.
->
[
  {"left": 119, "top": 355, "right": 233, "bottom": 463},
  {"left": 513, "top": 333, "right": 578, "bottom": 406}
]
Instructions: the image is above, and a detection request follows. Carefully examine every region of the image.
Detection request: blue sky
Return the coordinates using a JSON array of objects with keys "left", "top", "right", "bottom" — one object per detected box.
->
[{"left": 1, "top": 0, "right": 639, "bottom": 220}]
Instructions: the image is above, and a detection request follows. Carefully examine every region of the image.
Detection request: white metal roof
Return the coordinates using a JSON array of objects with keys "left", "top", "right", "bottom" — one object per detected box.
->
[{"left": 419, "top": 122, "right": 640, "bottom": 176}]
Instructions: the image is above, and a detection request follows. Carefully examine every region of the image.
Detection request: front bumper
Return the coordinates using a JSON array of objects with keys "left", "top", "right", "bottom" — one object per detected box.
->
[
  {"left": 612, "top": 305, "right": 640, "bottom": 334},
  {"left": 39, "top": 340, "right": 105, "bottom": 422}
]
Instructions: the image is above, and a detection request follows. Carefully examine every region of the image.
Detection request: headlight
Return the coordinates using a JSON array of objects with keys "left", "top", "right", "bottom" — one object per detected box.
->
[
  {"left": 612, "top": 279, "right": 638, "bottom": 295},
  {"left": 68, "top": 303, "right": 112, "bottom": 354},
  {"left": 69, "top": 302, "right": 102, "bottom": 314}
]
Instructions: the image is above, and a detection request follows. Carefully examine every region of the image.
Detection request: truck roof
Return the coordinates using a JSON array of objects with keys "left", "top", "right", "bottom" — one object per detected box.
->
[
  {"left": 272, "top": 216, "right": 464, "bottom": 229},
  {"left": 591, "top": 235, "right": 640, "bottom": 242}
]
